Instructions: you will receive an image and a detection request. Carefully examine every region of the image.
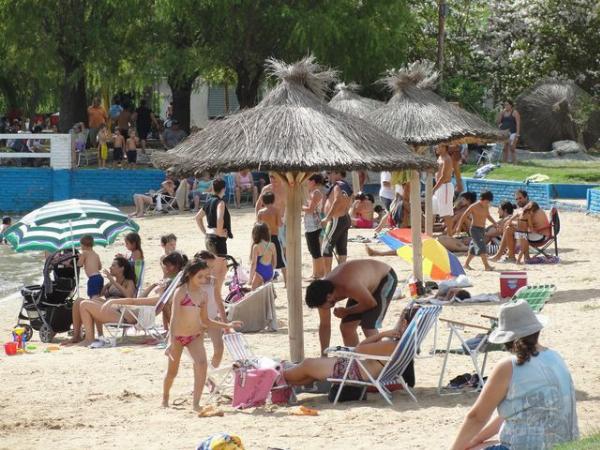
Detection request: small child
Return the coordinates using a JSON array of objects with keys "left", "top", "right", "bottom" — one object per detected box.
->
[
  {"left": 126, "top": 128, "right": 139, "bottom": 168},
  {"left": 249, "top": 222, "right": 277, "bottom": 289},
  {"left": 123, "top": 232, "right": 144, "bottom": 289},
  {"left": 455, "top": 190, "right": 497, "bottom": 271},
  {"left": 1, "top": 216, "right": 12, "bottom": 243},
  {"left": 97, "top": 124, "right": 110, "bottom": 169},
  {"left": 257, "top": 192, "right": 286, "bottom": 281},
  {"left": 112, "top": 128, "right": 125, "bottom": 168},
  {"left": 159, "top": 233, "right": 177, "bottom": 275},
  {"left": 78, "top": 235, "right": 103, "bottom": 298},
  {"left": 163, "top": 259, "right": 241, "bottom": 413}
]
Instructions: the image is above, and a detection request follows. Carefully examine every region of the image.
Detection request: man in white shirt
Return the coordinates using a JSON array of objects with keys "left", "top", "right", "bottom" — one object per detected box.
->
[{"left": 379, "top": 171, "right": 395, "bottom": 211}]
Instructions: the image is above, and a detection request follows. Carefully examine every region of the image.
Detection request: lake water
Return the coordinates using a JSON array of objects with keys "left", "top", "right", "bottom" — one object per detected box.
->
[{"left": 0, "top": 245, "right": 44, "bottom": 301}]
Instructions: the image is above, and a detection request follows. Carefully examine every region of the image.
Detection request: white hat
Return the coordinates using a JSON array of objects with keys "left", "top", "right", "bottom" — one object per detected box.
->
[{"left": 488, "top": 299, "right": 547, "bottom": 344}]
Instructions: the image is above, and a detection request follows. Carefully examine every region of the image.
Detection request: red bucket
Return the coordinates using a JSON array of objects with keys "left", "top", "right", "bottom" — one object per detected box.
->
[{"left": 4, "top": 342, "right": 18, "bottom": 356}]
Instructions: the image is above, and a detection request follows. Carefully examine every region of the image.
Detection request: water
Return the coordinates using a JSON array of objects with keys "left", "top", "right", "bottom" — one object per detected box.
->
[{"left": 0, "top": 245, "right": 44, "bottom": 301}]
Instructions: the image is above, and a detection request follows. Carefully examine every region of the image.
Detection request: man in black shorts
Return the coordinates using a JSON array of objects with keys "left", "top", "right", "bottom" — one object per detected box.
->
[
  {"left": 305, "top": 259, "right": 398, "bottom": 355},
  {"left": 321, "top": 171, "right": 353, "bottom": 274}
]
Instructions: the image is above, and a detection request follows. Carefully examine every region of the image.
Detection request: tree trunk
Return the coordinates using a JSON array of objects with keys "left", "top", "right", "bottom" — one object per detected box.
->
[
  {"left": 58, "top": 62, "right": 87, "bottom": 133},
  {"left": 169, "top": 76, "right": 195, "bottom": 133},
  {"left": 235, "top": 63, "right": 263, "bottom": 109}
]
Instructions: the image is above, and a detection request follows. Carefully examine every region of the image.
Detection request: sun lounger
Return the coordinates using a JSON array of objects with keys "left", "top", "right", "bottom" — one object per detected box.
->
[{"left": 327, "top": 305, "right": 442, "bottom": 405}]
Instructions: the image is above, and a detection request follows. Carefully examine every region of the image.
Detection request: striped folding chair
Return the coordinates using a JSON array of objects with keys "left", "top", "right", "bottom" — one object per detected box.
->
[{"left": 327, "top": 305, "right": 442, "bottom": 405}]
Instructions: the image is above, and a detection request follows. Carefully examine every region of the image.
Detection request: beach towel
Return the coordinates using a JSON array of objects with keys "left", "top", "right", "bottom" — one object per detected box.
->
[
  {"left": 196, "top": 433, "right": 244, "bottom": 450},
  {"left": 474, "top": 163, "right": 497, "bottom": 179},
  {"left": 526, "top": 256, "right": 560, "bottom": 264},
  {"left": 227, "top": 283, "right": 277, "bottom": 332},
  {"left": 232, "top": 367, "right": 279, "bottom": 409}
]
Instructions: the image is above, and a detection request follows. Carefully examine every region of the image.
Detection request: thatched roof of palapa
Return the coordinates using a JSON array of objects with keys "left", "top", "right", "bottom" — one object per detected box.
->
[
  {"left": 516, "top": 78, "right": 591, "bottom": 151},
  {"left": 328, "top": 83, "right": 383, "bottom": 119},
  {"left": 153, "top": 56, "right": 436, "bottom": 175},
  {"left": 366, "top": 61, "right": 507, "bottom": 146}
]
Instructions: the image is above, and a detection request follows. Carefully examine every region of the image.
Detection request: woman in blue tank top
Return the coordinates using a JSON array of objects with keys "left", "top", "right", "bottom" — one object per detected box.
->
[{"left": 451, "top": 300, "right": 578, "bottom": 450}]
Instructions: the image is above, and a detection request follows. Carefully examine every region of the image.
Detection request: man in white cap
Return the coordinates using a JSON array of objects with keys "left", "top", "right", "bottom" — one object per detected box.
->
[{"left": 451, "top": 300, "right": 578, "bottom": 450}]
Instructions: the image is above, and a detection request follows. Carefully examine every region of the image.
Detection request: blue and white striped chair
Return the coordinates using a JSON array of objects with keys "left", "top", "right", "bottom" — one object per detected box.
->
[{"left": 327, "top": 305, "right": 442, "bottom": 405}]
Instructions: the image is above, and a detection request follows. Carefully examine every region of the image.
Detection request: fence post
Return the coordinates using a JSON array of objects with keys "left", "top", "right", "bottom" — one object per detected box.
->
[{"left": 50, "top": 134, "right": 72, "bottom": 201}]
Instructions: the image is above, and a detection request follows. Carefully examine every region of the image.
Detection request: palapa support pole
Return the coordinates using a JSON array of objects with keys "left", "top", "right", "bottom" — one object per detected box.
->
[
  {"left": 351, "top": 171, "right": 361, "bottom": 194},
  {"left": 410, "top": 170, "right": 424, "bottom": 282},
  {"left": 283, "top": 171, "right": 306, "bottom": 362},
  {"left": 425, "top": 171, "right": 434, "bottom": 236}
]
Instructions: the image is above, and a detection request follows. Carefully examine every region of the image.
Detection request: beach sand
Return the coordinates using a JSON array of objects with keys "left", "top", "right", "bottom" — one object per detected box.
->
[{"left": 1, "top": 207, "right": 599, "bottom": 449}]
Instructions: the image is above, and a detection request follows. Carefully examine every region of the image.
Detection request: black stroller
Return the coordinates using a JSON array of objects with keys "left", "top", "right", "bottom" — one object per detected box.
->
[{"left": 17, "top": 250, "right": 79, "bottom": 343}]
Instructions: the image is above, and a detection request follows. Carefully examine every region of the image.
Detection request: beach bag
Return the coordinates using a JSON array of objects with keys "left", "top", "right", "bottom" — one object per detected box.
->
[
  {"left": 232, "top": 367, "right": 278, "bottom": 409},
  {"left": 270, "top": 366, "right": 293, "bottom": 405},
  {"left": 328, "top": 384, "right": 366, "bottom": 403}
]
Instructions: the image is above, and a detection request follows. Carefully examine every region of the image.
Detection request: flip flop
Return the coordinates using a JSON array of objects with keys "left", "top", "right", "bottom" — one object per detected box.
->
[{"left": 447, "top": 373, "right": 472, "bottom": 389}]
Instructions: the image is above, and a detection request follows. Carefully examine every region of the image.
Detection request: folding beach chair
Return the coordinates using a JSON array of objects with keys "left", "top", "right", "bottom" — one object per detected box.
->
[
  {"left": 510, "top": 284, "right": 556, "bottom": 313},
  {"left": 224, "top": 173, "right": 253, "bottom": 207},
  {"left": 476, "top": 143, "right": 501, "bottom": 166},
  {"left": 104, "top": 303, "right": 164, "bottom": 345},
  {"left": 327, "top": 305, "right": 442, "bottom": 405},
  {"left": 145, "top": 192, "right": 177, "bottom": 215},
  {"left": 437, "top": 317, "right": 492, "bottom": 394},
  {"left": 530, "top": 208, "right": 560, "bottom": 258}
]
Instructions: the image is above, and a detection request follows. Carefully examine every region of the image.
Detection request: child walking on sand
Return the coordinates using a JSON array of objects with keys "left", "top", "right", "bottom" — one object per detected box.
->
[
  {"left": 112, "top": 128, "right": 125, "bottom": 168},
  {"left": 454, "top": 190, "right": 497, "bottom": 271},
  {"left": 97, "top": 124, "right": 110, "bottom": 169},
  {"left": 163, "top": 259, "right": 241, "bottom": 413},
  {"left": 126, "top": 128, "right": 139, "bottom": 168},
  {"left": 78, "top": 235, "right": 103, "bottom": 298},
  {"left": 249, "top": 222, "right": 277, "bottom": 289}
]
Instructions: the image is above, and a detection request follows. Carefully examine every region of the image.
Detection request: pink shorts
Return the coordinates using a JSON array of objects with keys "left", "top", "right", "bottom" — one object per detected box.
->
[{"left": 355, "top": 217, "right": 374, "bottom": 229}]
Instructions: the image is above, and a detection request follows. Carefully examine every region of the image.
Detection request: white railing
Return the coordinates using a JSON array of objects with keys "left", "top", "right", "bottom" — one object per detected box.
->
[{"left": 0, "top": 133, "right": 71, "bottom": 169}]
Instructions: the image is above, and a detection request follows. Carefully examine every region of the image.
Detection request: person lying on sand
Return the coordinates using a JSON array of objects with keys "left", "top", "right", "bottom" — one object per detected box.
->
[{"left": 283, "top": 304, "right": 419, "bottom": 387}]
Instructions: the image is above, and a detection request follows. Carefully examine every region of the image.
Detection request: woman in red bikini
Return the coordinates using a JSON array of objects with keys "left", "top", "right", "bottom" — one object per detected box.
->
[{"left": 163, "top": 259, "right": 242, "bottom": 413}]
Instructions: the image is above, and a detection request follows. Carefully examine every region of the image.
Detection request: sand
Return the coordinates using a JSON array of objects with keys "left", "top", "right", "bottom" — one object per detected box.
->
[{"left": 1, "top": 207, "right": 599, "bottom": 449}]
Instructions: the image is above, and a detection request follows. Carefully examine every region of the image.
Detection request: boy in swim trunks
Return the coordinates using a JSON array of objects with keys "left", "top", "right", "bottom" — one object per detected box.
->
[
  {"left": 112, "top": 128, "right": 125, "bottom": 168},
  {"left": 78, "top": 235, "right": 104, "bottom": 298},
  {"left": 454, "top": 190, "right": 497, "bottom": 271},
  {"left": 97, "top": 124, "right": 110, "bottom": 169},
  {"left": 305, "top": 259, "right": 398, "bottom": 355},
  {"left": 125, "top": 128, "right": 139, "bottom": 168}
]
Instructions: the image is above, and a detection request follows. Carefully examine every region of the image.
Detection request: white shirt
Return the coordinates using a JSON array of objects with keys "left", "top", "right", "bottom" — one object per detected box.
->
[{"left": 379, "top": 172, "right": 395, "bottom": 200}]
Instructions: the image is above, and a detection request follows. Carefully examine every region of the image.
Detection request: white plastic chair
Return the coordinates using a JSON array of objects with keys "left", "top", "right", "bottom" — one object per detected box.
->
[{"left": 104, "top": 305, "right": 164, "bottom": 345}]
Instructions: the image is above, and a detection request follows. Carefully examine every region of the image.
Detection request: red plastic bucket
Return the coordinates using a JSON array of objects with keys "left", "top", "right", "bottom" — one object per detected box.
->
[{"left": 4, "top": 342, "right": 18, "bottom": 356}]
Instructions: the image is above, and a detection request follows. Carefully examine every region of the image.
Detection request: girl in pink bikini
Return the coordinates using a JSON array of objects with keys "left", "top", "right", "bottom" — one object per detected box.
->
[{"left": 163, "top": 259, "right": 242, "bottom": 412}]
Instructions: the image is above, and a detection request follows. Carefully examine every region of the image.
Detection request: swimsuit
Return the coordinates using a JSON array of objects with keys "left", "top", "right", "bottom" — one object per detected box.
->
[
  {"left": 321, "top": 214, "right": 351, "bottom": 257},
  {"left": 87, "top": 273, "right": 104, "bottom": 298},
  {"left": 469, "top": 225, "right": 487, "bottom": 255},
  {"left": 432, "top": 182, "right": 454, "bottom": 218},
  {"left": 100, "top": 143, "right": 108, "bottom": 160},
  {"left": 342, "top": 269, "right": 398, "bottom": 330},
  {"left": 354, "top": 214, "right": 374, "bottom": 229},
  {"left": 239, "top": 173, "right": 253, "bottom": 189},
  {"left": 270, "top": 235, "right": 286, "bottom": 269},
  {"left": 113, "top": 146, "right": 123, "bottom": 161},
  {"left": 255, "top": 241, "right": 274, "bottom": 282},
  {"left": 174, "top": 290, "right": 204, "bottom": 346}
]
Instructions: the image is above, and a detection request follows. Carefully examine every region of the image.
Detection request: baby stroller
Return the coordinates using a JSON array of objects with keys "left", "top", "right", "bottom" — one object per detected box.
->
[
  {"left": 16, "top": 250, "right": 79, "bottom": 343},
  {"left": 223, "top": 255, "right": 250, "bottom": 304}
]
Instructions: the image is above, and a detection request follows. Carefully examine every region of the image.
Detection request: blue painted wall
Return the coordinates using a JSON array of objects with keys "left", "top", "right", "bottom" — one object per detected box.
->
[
  {"left": 549, "top": 183, "right": 599, "bottom": 200},
  {"left": 463, "top": 178, "right": 552, "bottom": 209},
  {"left": 587, "top": 189, "right": 600, "bottom": 215},
  {"left": 0, "top": 167, "right": 165, "bottom": 213}
]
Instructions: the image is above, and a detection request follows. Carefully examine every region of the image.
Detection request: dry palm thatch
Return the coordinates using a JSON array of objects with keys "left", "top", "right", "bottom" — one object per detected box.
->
[
  {"left": 328, "top": 83, "right": 383, "bottom": 119},
  {"left": 516, "top": 78, "right": 591, "bottom": 151},
  {"left": 153, "top": 56, "right": 436, "bottom": 175},
  {"left": 366, "top": 60, "right": 507, "bottom": 145}
]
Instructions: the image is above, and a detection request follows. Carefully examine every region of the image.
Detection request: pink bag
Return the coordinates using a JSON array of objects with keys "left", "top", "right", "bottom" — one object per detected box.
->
[{"left": 232, "top": 367, "right": 278, "bottom": 409}]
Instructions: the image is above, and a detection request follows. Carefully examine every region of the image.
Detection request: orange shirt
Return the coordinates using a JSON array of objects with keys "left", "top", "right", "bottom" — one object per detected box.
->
[{"left": 87, "top": 106, "right": 108, "bottom": 128}]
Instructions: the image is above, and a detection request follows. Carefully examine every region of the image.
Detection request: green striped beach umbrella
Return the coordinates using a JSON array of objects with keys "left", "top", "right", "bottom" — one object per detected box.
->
[{"left": 1, "top": 199, "right": 139, "bottom": 252}]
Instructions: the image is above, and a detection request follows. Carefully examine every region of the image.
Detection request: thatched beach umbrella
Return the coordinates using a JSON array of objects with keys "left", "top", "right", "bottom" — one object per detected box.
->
[
  {"left": 516, "top": 78, "right": 588, "bottom": 151},
  {"left": 365, "top": 62, "right": 507, "bottom": 276},
  {"left": 329, "top": 83, "right": 384, "bottom": 191},
  {"left": 154, "top": 56, "right": 436, "bottom": 361}
]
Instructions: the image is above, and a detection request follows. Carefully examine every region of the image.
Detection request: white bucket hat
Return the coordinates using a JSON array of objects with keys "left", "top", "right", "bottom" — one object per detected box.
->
[{"left": 488, "top": 299, "right": 547, "bottom": 344}]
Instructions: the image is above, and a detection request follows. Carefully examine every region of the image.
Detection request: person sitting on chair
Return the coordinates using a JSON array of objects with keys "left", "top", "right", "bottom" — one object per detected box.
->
[
  {"left": 129, "top": 169, "right": 178, "bottom": 218},
  {"left": 234, "top": 169, "right": 258, "bottom": 208},
  {"left": 283, "top": 304, "right": 419, "bottom": 388}
]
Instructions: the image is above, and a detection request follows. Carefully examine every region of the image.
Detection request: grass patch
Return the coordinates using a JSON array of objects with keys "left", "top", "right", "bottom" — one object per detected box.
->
[
  {"left": 462, "top": 161, "right": 600, "bottom": 184},
  {"left": 554, "top": 433, "right": 600, "bottom": 449}
]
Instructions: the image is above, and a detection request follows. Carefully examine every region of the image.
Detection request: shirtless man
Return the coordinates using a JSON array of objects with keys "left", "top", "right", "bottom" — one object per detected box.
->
[
  {"left": 257, "top": 191, "right": 286, "bottom": 281},
  {"left": 305, "top": 259, "right": 398, "bottom": 355},
  {"left": 433, "top": 145, "right": 455, "bottom": 236},
  {"left": 321, "top": 171, "right": 353, "bottom": 274},
  {"left": 454, "top": 190, "right": 497, "bottom": 271},
  {"left": 256, "top": 173, "right": 287, "bottom": 251}
]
